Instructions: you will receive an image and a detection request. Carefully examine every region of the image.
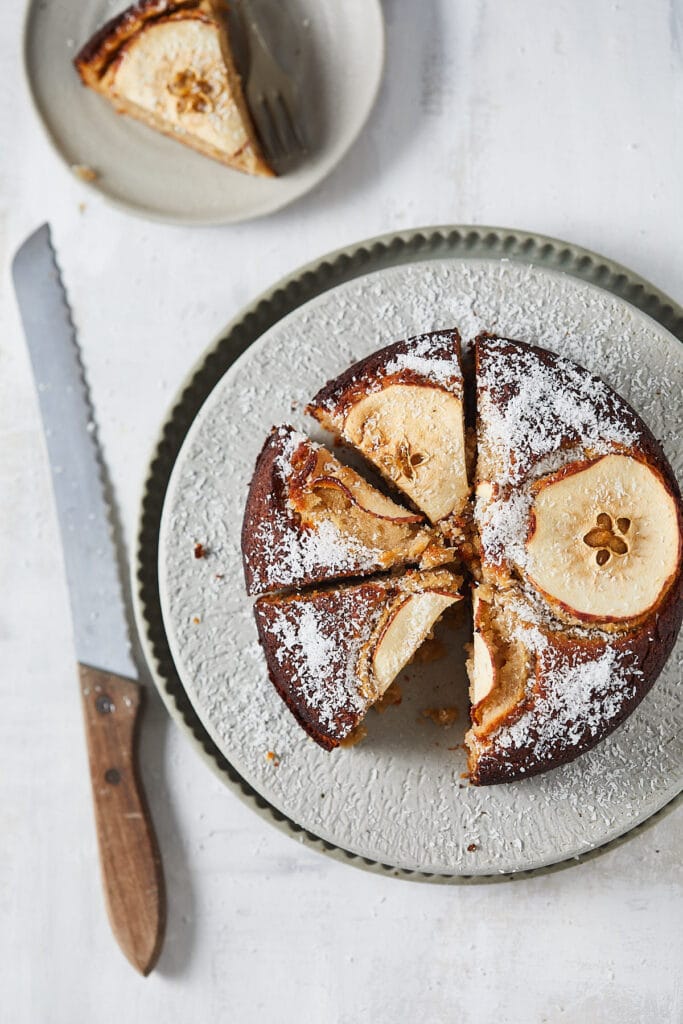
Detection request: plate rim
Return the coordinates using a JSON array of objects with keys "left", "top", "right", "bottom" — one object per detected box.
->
[
  {"left": 133, "top": 224, "right": 683, "bottom": 882},
  {"left": 21, "top": 0, "right": 385, "bottom": 226}
]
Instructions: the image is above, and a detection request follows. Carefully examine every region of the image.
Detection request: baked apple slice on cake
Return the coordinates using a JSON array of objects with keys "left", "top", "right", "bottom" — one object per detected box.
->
[
  {"left": 524, "top": 454, "right": 681, "bottom": 625},
  {"left": 74, "top": 0, "right": 273, "bottom": 175},
  {"left": 474, "top": 334, "right": 682, "bottom": 622},
  {"left": 254, "top": 568, "right": 463, "bottom": 749},
  {"left": 242, "top": 426, "right": 454, "bottom": 596},
  {"left": 307, "top": 330, "right": 470, "bottom": 525}
]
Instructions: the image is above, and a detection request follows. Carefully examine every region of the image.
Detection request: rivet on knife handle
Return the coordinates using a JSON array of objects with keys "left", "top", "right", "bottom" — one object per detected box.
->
[{"left": 79, "top": 665, "right": 165, "bottom": 976}]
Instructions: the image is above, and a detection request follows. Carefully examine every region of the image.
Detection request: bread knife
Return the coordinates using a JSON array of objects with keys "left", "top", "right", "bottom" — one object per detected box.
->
[{"left": 12, "top": 224, "right": 165, "bottom": 976}]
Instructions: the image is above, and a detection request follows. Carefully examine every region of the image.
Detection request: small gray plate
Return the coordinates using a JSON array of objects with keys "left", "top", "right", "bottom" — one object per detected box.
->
[
  {"left": 135, "top": 226, "right": 683, "bottom": 882},
  {"left": 23, "top": 0, "right": 384, "bottom": 225}
]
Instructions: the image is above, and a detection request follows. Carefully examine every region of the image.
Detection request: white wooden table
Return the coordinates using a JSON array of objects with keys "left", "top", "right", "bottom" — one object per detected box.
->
[{"left": 2, "top": 2, "right": 682, "bottom": 1021}]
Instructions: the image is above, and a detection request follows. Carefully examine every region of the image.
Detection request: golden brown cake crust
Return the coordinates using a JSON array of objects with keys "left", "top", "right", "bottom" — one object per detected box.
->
[
  {"left": 474, "top": 333, "right": 673, "bottom": 484},
  {"left": 307, "top": 329, "right": 463, "bottom": 425},
  {"left": 469, "top": 574, "right": 683, "bottom": 785},
  {"left": 254, "top": 584, "right": 390, "bottom": 749},
  {"left": 241, "top": 426, "right": 298, "bottom": 596},
  {"left": 75, "top": 0, "right": 206, "bottom": 83}
]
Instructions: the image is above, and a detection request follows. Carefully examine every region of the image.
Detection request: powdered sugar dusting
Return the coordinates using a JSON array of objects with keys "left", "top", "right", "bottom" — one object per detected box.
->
[
  {"left": 476, "top": 489, "right": 532, "bottom": 569},
  {"left": 271, "top": 424, "right": 308, "bottom": 479},
  {"left": 253, "top": 516, "right": 385, "bottom": 589},
  {"left": 477, "top": 337, "right": 639, "bottom": 487},
  {"left": 250, "top": 514, "right": 384, "bottom": 590},
  {"left": 244, "top": 426, "right": 402, "bottom": 592},
  {"left": 384, "top": 331, "right": 463, "bottom": 393},
  {"left": 266, "top": 600, "right": 369, "bottom": 735},
  {"left": 493, "top": 636, "right": 639, "bottom": 761}
]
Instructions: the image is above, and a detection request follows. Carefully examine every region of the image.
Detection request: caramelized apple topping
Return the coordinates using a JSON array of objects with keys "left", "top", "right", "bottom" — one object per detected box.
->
[
  {"left": 395, "top": 439, "right": 428, "bottom": 480},
  {"left": 583, "top": 511, "right": 630, "bottom": 566},
  {"left": 168, "top": 69, "right": 215, "bottom": 114}
]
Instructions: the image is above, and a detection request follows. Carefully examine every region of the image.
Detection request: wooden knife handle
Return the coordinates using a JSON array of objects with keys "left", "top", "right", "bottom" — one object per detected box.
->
[{"left": 79, "top": 664, "right": 166, "bottom": 975}]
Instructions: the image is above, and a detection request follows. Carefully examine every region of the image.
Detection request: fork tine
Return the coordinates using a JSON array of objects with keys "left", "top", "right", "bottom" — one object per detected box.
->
[
  {"left": 238, "top": 0, "right": 306, "bottom": 166},
  {"left": 274, "top": 92, "right": 306, "bottom": 154},
  {"left": 265, "top": 95, "right": 289, "bottom": 156},
  {"left": 257, "top": 95, "right": 283, "bottom": 160}
]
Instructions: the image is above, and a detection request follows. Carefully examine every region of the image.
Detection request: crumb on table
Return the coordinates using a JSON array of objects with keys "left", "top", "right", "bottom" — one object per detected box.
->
[
  {"left": 71, "top": 164, "right": 98, "bottom": 182},
  {"left": 420, "top": 706, "right": 458, "bottom": 726},
  {"left": 339, "top": 724, "right": 368, "bottom": 747}
]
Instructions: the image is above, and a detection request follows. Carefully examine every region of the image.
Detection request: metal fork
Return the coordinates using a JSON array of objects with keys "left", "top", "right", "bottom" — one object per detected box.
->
[{"left": 236, "top": 0, "right": 307, "bottom": 168}]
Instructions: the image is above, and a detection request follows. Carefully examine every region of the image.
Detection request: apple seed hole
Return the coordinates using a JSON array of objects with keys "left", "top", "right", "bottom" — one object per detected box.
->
[{"left": 584, "top": 513, "right": 630, "bottom": 558}]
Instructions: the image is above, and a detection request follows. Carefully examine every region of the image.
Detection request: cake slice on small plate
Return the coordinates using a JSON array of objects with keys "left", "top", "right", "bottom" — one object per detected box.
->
[
  {"left": 254, "top": 567, "right": 463, "bottom": 749},
  {"left": 74, "top": 0, "right": 273, "bottom": 176},
  {"left": 307, "top": 329, "right": 470, "bottom": 525},
  {"left": 242, "top": 425, "right": 454, "bottom": 596}
]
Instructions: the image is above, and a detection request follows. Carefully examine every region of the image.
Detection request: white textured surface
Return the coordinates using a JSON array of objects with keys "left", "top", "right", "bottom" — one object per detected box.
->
[
  {"left": 2, "top": 0, "right": 682, "bottom": 1021},
  {"left": 159, "top": 259, "right": 683, "bottom": 874}
]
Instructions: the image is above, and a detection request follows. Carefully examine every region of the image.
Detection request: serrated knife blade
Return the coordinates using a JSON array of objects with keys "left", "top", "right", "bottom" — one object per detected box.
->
[
  {"left": 13, "top": 224, "right": 165, "bottom": 976},
  {"left": 14, "top": 225, "right": 135, "bottom": 679}
]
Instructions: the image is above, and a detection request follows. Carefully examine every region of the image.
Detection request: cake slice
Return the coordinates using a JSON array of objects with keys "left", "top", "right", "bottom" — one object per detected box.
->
[
  {"left": 254, "top": 568, "right": 463, "bottom": 749},
  {"left": 242, "top": 426, "right": 454, "bottom": 596},
  {"left": 473, "top": 334, "right": 682, "bottom": 618},
  {"left": 465, "top": 581, "right": 682, "bottom": 784},
  {"left": 466, "top": 335, "right": 683, "bottom": 784},
  {"left": 307, "top": 330, "right": 470, "bottom": 524},
  {"left": 74, "top": 0, "right": 273, "bottom": 176}
]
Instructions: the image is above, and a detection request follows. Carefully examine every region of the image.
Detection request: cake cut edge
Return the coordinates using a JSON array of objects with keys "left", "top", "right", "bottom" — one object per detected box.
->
[{"left": 254, "top": 568, "right": 463, "bottom": 749}]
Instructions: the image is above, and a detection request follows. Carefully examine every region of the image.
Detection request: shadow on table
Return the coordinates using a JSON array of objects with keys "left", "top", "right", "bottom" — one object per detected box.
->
[
  {"left": 138, "top": 681, "right": 197, "bottom": 979},
  {"left": 266, "top": 0, "right": 447, "bottom": 225},
  {"left": 99, "top": 427, "right": 197, "bottom": 976}
]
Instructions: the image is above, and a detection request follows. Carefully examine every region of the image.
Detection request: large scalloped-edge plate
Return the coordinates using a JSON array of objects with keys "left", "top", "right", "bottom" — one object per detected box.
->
[
  {"left": 24, "top": 0, "right": 384, "bottom": 224},
  {"left": 135, "top": 227, "right": 683, "bottom": 881}
]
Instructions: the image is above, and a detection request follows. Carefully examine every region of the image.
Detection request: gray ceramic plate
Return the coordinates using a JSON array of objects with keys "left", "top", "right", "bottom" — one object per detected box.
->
[
  {"left": 24, "top": 0, "right": 384, "bottom": 224},
  {"left": 135, "top": 226, "right": 683, "bottom": 881}
]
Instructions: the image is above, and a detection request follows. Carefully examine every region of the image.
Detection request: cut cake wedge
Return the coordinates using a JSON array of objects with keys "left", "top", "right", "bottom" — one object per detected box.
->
[{"left": 75, "top": 0, "right": 273, "bottom": 176}]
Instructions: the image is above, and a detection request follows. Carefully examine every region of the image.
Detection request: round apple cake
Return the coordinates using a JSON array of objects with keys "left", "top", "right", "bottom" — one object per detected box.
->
[{"left": 242, "top": 329, "right": 683, "bottom": 784}]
